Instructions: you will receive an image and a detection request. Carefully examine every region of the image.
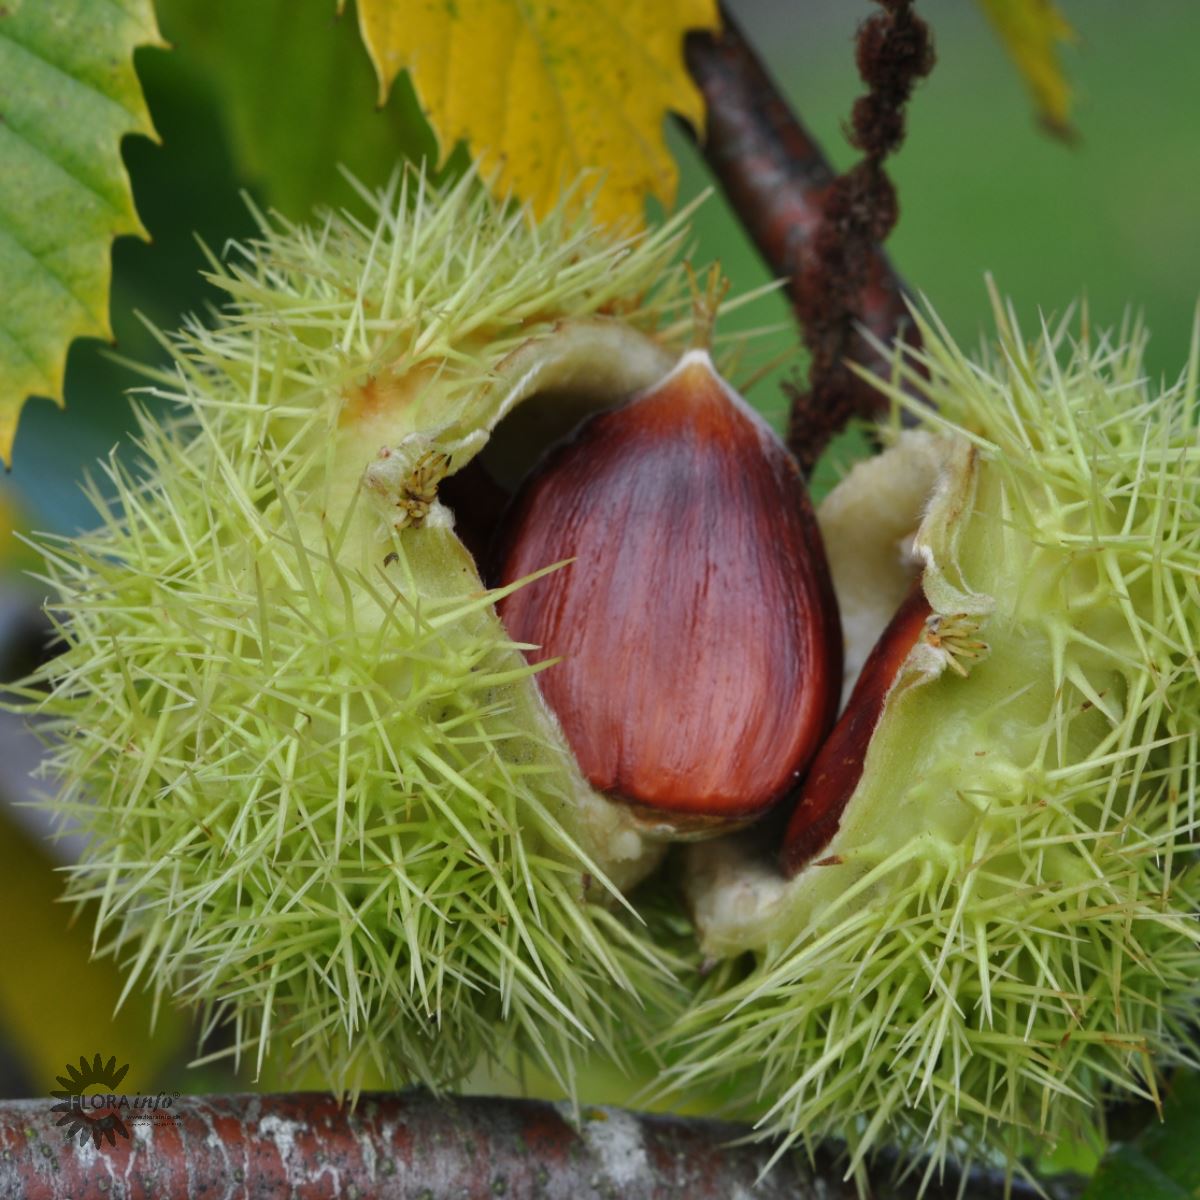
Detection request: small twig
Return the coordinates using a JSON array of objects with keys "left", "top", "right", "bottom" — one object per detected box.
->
[
  {"left": 684, "top": 3, "right": 933, "bottom": 472},
  {"left": 0, "top": 1091, "right": 1080, "bottom": 1200}
]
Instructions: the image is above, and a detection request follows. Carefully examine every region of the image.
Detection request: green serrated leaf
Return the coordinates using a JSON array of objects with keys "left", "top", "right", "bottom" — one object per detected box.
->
[
  {"left": 1083, "top": 1149, "right": 1188, "bottom": 1200},
  {"left": 0, "top": 0, "right": 161, "bottom": 465},
  {"left": 1126, "top": 1086, "right": 1200, "bottom": 1193},
  {"left": 1083, "top": 1074, "right": 1200, "bottom": 1200}
]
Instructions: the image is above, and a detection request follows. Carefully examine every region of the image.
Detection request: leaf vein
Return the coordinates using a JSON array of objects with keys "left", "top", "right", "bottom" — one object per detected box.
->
[
  {"left": 0, "top": 25, "right": 150, "bottom": 133},
  {"left": 0, "top": 119, "right": 132, "bottom": 227},
  {"left": 0, "top": 220, "right": 100, "bottom": 333}
]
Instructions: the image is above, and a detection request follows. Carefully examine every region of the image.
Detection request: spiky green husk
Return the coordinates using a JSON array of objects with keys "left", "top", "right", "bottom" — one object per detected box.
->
[
  {"left": 16, "top": 169, "right": 720, "bottom": 1094},
  {"left": 668, "top": 290, "right": 1200, "bottom": 1182}
]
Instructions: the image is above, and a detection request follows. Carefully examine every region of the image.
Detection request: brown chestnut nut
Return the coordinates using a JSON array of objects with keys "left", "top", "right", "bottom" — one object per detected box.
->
[{"left": 496, "top": 349, "right": 842, "bottom": 833}]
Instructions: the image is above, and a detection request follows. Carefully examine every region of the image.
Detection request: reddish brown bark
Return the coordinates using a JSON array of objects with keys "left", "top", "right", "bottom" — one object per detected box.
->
[{"left": 0, "top": 1091, "right": 1073, "bottom": 1200}]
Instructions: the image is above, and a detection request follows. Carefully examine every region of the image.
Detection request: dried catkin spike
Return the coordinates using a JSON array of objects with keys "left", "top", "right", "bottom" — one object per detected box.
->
[{"left": 497, "top": 349, "right": 842, "bottom": 832}]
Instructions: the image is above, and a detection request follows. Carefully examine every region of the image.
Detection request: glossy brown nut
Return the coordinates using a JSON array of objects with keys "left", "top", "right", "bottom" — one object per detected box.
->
[
  {"left": 496, "top": 350, "right": 842, "bottom": 825},
  {"left": 780, "top": 581, "right": 931, "bottom": 875}
]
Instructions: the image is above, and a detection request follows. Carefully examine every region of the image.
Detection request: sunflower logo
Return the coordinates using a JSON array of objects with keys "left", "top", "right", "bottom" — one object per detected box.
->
[{"left": 50, "top": 1054, "right": 131, "bottom": 1147}]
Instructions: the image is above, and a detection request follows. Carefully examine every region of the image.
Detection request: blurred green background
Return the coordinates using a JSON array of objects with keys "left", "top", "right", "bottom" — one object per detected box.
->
[{"left": 1, "top": 0, "right": 1198, "bottom": 1114}]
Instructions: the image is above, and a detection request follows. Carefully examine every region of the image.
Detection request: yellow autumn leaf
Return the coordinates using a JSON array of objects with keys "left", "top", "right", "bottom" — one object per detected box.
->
[
  {"left": 978, "top": 0, "right": 1077, "bottom": 137},
  {"left": 0, "top": 485, "right": 38, "bottom": 574},
  {"left": 344, "top": 0, "right": 719, "bottom": 225},
  {"left": 0, "top": 805, "right": 187, "bottom": 1089}
]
